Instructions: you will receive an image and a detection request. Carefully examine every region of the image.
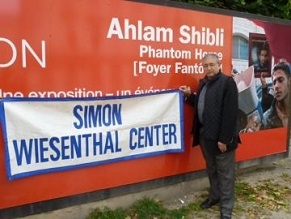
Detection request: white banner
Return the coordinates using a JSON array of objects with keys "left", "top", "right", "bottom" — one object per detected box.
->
[{"left": 0, "top": 90, "right": 184, "bottom": 180}]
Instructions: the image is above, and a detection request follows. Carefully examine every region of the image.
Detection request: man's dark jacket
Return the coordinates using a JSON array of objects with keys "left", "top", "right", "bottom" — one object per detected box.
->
[{"left": 186, "top": 72, "right": 240, "bottom": 154}]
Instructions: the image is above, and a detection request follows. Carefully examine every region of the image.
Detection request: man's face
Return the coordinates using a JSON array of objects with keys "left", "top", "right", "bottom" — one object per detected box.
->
[
  {"left": 202, "top": 57, "right": 220, "bottom": 79},
  {"left": 258, "top": 50, "right": 268, "bottom": 66},
  {"left": 272, "top": 69, "right": 289, "bottom": 102}
]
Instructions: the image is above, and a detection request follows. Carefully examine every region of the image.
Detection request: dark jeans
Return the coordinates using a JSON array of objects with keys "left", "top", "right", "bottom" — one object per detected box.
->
[{"left": 199, "top": 134, "right": 236, "bottom": 215}]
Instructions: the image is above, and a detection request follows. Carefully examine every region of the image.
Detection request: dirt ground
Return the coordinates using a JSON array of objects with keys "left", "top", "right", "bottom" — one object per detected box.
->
[
  {"left": 19, "top": 154, "right": 291, "bottom": 219},
  {"left": 164, "top": 156, "right": 291, "bottom": 219}
]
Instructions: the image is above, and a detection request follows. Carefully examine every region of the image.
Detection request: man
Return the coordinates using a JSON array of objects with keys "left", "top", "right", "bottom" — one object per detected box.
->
[
  {"left": 254, "top": 45, "right": 270, "bottom": 72},
  {"left": 262, "top": 62, "right": 290, "bottom": 129},
  {"left": 179, "top": 54, "right": 240, "bottom": 219}
]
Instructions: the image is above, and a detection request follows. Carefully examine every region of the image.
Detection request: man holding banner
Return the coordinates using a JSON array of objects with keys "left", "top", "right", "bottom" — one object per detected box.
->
[{"left": 179, "top": 54, "right": 240, "bottom": 219}]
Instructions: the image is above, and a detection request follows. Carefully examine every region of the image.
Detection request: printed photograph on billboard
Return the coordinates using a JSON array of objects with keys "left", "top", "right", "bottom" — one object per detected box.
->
[
  {"left": 232, "top": 17, "right": 290, "bottom": 136},
  {"left": 249, "top": 33, "right": 272, "bottom": 78}
]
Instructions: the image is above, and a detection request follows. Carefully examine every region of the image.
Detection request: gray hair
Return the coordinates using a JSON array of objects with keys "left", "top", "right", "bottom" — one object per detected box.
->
[{"left": 202, "top": 53, "right": 221, "bottom": 64}]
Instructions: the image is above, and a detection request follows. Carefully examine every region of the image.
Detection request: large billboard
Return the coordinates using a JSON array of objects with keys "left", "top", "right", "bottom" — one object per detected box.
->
[{"left": 0, "top": 0, "right": 290, "bottom": 210}]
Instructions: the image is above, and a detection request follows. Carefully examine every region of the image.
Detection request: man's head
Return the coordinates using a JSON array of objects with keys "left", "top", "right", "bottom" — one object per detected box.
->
[
  {"left": 272, "top": 62, "right": 291, "bottom": 102},
  {"left": 257, "top": 46, "right": 269, "bottom": 67},
  {"left": 202, "top": 54, "right": 221, "bottom": 79}
]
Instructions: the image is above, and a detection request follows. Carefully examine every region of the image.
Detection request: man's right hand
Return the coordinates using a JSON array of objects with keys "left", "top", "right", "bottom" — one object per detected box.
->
[{"left": 179, "top": 85, "right": 191, "bottom": 97}]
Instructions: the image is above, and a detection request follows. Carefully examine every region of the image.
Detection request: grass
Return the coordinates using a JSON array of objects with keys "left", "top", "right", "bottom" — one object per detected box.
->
[
  {"left": 86, "top": 175, "right": 291, "bottom": 219},
  {"left": 87, "top": 197, "right": 191, "bottom": 219}
]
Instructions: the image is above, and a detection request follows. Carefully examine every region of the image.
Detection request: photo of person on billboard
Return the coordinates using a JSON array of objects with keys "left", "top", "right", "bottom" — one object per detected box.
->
[
  {"left": 253, "top": 44, "right": 270, "bottom": 71},
  {"left": 232, "top": 18, "right": 291, "bottom": 133},
  {"left": 249, "top": 33, "right": 272, "bottom": 78},
  {"left": 234, "top": 60, "right": 290, "bottom": 132},
  {"left": 261, "top": 61, "right": 290, "bottom": 129}
]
